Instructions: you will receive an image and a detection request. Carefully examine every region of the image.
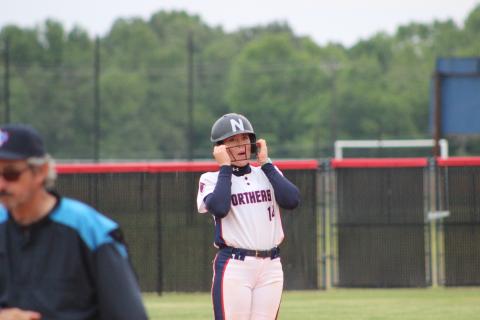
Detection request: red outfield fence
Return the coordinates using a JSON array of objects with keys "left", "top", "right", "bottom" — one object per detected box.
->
[{"left": 54, "top": 158, "right": 480, "bottom": 292}]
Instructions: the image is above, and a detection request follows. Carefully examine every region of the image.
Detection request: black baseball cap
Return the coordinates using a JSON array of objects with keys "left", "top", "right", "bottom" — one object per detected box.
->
[{"left": 0, "top": 124, "right": 46, "bottom": 160}]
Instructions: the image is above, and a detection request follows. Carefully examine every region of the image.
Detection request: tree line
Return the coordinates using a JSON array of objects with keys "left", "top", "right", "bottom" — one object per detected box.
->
[{"left": 1, "top": 6, "right": 479, "bottom": 160}]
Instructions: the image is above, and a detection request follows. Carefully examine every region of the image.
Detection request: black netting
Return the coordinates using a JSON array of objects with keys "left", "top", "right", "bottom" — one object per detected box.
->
[
  {"left": 280, "top": 170, "right": 318, "bottom": 290},
  {"left": 54, "top": 161, "right": 480, "bottom": 291},
  {"left": 56, "top": 168, "right": 319, "bottom": 292},
  {"left": 334, "top": 167, "right": 427, "bottom": 287},
  {"left": 441, "top": 166, "right": 480, "bottom": 286}
]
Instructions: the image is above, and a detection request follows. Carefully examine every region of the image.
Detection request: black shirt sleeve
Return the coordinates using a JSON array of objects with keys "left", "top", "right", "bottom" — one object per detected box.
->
[
  {"left": 261, "top": 163, "right": 300, "bottom": 209},
  {"left": 204, "top": 165, "right": 232, "bottom": 218},
  {"left": 94, "top": 240, "right": 148, "bottom": 320}
]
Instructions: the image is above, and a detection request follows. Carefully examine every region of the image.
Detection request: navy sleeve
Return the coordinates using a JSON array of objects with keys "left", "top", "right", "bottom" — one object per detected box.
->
[
  {"left": 204, "top": 165, "right": 232, "bottom": 218},
  {"left": 261, "top": 163, "right": 300, "bottom": 209},
  {"left": 0, "top": 222, "right": 7, "bottom": 309},
  {"left": 94, "top": 233, "right": 148, "bottom": 320}
]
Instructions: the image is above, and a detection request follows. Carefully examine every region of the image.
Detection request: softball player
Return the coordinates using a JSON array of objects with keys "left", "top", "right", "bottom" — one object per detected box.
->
[{"left": 197, "top": 113, "right": 300, "bottom": 320}]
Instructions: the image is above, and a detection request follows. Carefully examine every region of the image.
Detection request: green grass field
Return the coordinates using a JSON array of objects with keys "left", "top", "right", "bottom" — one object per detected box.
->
[{"left": 144, "top": 287, "right": 480, "bottom": 319}]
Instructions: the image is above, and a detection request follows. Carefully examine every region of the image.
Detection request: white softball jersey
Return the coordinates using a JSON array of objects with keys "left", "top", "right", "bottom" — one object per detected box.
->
[{"left": 197, "top": 165, "right": 284, "bottom": 251}]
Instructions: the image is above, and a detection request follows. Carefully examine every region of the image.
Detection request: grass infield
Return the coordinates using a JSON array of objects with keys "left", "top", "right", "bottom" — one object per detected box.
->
[{"left": 144, "top": 287, "right": 480, "bottom": 319}]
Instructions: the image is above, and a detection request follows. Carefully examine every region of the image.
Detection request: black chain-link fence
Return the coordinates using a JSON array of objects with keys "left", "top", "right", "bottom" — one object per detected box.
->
[
  {"left": 55, "top": 158, "right": 480, "bottom": 293},
  {"left": 333, "top": 166, "right": 428, "bottom": 287},
  {"left": 56, "top": 162, "right": 319, "bottom": 293},
  {"left": 439, "top": 164, "right": 480, "bottom": 286}
]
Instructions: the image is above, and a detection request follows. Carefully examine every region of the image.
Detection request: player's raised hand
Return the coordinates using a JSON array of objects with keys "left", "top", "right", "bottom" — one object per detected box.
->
[
  {"left": 213, "top": 145, "right": 231, "bottom": 166},
  {"left": 0, "top": 308, "right": 41, "bottom": 320},
  {"left": 256, "top": 139, "right": 269, "bottom": 165}
]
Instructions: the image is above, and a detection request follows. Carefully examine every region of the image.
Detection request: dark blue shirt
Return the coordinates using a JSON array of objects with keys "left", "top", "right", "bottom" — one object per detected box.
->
[{"left": 0, "top": 193, "right": 148, "bottom": 320}]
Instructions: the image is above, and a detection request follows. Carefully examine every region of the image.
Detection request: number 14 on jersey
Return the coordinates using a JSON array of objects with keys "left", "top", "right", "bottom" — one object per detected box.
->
[{"left": 267, "top": 206, "right": 275, "bottom": 221}]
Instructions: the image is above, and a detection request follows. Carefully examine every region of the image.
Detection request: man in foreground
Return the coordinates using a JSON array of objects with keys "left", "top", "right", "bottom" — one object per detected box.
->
[{"left": 0, "top": 124, "right": 148, "bottom": 320}]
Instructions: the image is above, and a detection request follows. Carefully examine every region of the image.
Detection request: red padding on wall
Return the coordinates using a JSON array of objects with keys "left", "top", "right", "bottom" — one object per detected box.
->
[
  {"left": 331, "top": 158, "right": 428, "bottom": 168},
  {"left": 56, "top": 159, "right": 319, "bottom": 174},
  {"left": 437, "top": 157, "right": 480, "bottom": 167}
]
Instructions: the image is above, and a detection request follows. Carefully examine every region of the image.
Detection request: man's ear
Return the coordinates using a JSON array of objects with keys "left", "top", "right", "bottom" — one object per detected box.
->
[{"left": 33, "top": 163, "right": 49, "bottom": 187}]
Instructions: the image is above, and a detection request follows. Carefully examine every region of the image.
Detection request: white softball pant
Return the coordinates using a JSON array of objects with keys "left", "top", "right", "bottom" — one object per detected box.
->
[{"left": 212, "top": 249, "right": 283, "bottom": 320}]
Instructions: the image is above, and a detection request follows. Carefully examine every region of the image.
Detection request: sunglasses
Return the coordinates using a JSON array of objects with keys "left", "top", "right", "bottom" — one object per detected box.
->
[{"left": 0, "top": 166, "right": 31, "bottom": 182}]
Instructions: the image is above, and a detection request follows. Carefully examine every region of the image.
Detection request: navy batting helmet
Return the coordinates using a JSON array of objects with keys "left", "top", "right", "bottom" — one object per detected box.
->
[{"left": 210, "top": 113, "right": 257, "bottom": 153}]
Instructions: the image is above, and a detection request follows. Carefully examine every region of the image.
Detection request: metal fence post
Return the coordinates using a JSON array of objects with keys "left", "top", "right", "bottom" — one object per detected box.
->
[
  {"left": 3, "top": 36, "right": 10, "bottom": 123},
  {"left": 155, "top": 173, "right": 163, "bottom": 295},
  {"left": 93, "top": 36, "right": 101, "bottom": 162},
  {"left": 427, "top": 157, "right": 439, "bottom": 287},
  {"left": 317, "top": 160, "right": 327, "bottom": 289},
  {"left": 321, "top": 159, "right": 333, "bottom": 289},
  {"left": 327, "top": 159, "right": 338, "bottom": 288}
]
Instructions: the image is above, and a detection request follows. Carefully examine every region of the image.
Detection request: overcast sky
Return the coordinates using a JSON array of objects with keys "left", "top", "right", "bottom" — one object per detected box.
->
[{"left": 2, "top": 0, "right": 479, "bottom": 46}]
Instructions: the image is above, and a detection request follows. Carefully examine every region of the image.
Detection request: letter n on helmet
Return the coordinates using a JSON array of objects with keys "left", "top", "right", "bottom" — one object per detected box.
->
[{"left": 210, "top": 113, "right": 257, "bottom": 153}]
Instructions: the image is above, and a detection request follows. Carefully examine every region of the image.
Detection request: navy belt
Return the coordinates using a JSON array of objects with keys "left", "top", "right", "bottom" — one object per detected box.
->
[{"left": 220, "top": 246, "right": 280, "bottom": 259}]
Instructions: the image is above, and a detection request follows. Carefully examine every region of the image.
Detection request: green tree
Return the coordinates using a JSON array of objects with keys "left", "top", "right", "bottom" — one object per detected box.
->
[{"left": 227, "top": 33, "right": 327, "bottom": 157}]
